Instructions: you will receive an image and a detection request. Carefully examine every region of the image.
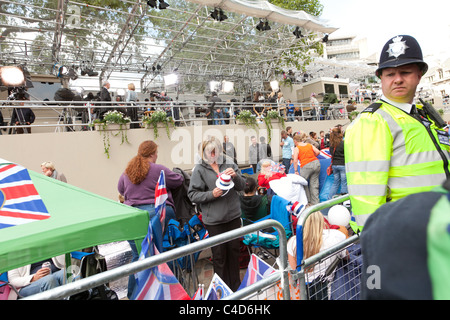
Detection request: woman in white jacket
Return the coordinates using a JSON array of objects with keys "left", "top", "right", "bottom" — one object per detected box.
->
[{"left": 7, "top": 255, "right": 65, "bottom": 299}]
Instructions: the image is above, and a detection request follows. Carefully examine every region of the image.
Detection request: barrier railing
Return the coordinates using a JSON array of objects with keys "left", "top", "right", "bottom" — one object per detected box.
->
[
  {"left": 0, "top": 100, "right": 349, "bottom": 134},
  {"left": 294, "top": 194, "right": 362, "bottom": 300},
  {"left": 22, "top": 219, "right": 291, "bottom": 300}
]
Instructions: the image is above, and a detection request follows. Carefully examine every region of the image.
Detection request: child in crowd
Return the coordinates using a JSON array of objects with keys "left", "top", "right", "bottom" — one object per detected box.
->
[{"left": 239, "top": 176, "right": 269, "bottom": 225}]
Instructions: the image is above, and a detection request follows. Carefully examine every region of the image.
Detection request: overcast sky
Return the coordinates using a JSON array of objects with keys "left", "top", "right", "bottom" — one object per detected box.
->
[{"left": 319, "top": 0, "right": 450, "bottom": 60}]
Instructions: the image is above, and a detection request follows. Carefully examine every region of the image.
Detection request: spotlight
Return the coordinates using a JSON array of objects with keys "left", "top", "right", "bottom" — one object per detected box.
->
[
  {"left": 270, "top": 80, "right": 279, "bottom": 92},
  {"left": 67, "top": 68, "right": 78, "bottom": 80},
  {"left": 293, "top": 27, "right": 303, "bottom": 38},
  {"left": 210, "top": 8, "right": 228, "bottom": 21},
  {"left": 0, "top": 66, "right": 25, "bottom": 87},
  {"left": 210, "top": 8, "right": 219, "bottom": 20},
  {"left": 147, "top": 0, "right": 156, "bottom": 7},
  {"left": 158, "top": 0, "right": 169, "bottom": 9},
  {"left": 52, "top": 63, "right": 69, "bottom": 78},
  {"left": 322, "top": 34, "right": 329, "bottom": 43},
  {"left": 87, "top": 69, "right": 98, "bottom": 77},
  {"left": 80, "top": 67, "right": 98, "bottom": 77},
  {"left": 256, "top": 20, "right": 264, "bottom": 31},
  {"left": 222, "top": 81, "right": 234, "bottom": 93},
  {"left": 209, "top": 81, "right": 221, "bottom": 92},
  {"left": 163, "top": 73, "right": 178, "bottom": 86},
  {"left": 218, "top": 9, "right": 227, "bottom": 21},
  {"left": 256, "top": 20, "right": 270, "bottom": 31}
]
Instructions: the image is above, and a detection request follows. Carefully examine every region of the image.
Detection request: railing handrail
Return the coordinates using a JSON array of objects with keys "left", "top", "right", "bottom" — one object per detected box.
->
[{"left": 22, "top": 219, "right": 290, "bottom": 300}]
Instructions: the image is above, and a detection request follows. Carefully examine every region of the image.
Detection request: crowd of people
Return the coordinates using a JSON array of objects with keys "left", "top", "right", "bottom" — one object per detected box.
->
[
  {"left": 112, "top": 119, "right": 347, "bottom": 298},
  {"left": 0, "top": 77, "right": 357, "bottom": 136}
]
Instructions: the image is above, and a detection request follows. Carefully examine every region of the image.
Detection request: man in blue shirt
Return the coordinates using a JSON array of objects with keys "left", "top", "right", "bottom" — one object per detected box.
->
[{"left": 280, "top": 130, "right": 294, "bottom": 170}]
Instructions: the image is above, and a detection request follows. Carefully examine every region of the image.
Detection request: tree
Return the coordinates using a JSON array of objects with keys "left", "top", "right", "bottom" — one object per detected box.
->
[{"left": 268, "top": 0, "right": 324, "bottom": 17}]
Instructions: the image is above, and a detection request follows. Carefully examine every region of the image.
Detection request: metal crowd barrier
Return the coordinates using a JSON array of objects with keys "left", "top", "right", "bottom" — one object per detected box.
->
[
  {"left": 294, "top": 194, "right": 362, "bottom": 300},
  {"left": 23, "top": 219, "right": 291, "bottom": 300},
  {"left": 22, "top": 195, "right": 362, "bottom": 301}
]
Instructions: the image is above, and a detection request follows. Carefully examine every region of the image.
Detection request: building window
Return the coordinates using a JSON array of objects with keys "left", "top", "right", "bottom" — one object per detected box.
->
[{"left": 328, "top": 52, "right": 359, "bottom": 60}]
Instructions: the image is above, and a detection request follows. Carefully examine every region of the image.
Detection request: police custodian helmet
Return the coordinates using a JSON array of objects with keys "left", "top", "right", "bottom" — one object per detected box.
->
[{"left": 376, "top": 35, "right": 428, "bottom": 77}]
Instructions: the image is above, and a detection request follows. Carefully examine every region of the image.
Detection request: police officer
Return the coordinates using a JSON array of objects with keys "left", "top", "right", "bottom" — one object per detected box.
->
[{"left": 344, "top": 35, "right": 450, "bottom": 232}]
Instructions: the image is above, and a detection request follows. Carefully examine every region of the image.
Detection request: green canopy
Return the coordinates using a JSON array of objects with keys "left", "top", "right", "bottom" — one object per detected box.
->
[{"left": 0, "top": 169, "right": 148, "bottom": 273}]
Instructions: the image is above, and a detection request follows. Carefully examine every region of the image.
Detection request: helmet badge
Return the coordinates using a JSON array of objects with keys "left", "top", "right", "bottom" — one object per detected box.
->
[{"left": 387, "top": 36, "right": 409, "bottom": 58}]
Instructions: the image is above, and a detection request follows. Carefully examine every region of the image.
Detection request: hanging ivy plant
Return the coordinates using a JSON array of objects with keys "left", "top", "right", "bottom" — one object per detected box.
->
[
  {"left": 142, "top": 110, "right": 175, "bottom": 139},
  {"left": 92, "top": 110, "right": 131, "bottom": 158},
  {"left": 263, "top": 110, "right": 285, "bottom": 143},
  {"left": 235, "top": 110, "right": 259, "bottom": 130}
]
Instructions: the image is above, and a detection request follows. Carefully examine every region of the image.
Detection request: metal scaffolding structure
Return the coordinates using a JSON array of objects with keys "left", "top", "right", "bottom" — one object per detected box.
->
[{"left": 0, "top": 0, "right": 373, "bottom": 95}]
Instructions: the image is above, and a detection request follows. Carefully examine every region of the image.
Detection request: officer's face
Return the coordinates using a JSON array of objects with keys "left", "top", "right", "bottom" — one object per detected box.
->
[{"left": 380, "top": 64, "right": 422, "bottom": 104}]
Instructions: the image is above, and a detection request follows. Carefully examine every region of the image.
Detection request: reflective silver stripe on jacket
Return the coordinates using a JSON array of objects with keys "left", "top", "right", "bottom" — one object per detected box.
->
[
  {"left": 355, "top": 214, "right": 371, "bottom": 228},
  {"left": 376, "top": 108, "right": 450, "bottom": 167}
]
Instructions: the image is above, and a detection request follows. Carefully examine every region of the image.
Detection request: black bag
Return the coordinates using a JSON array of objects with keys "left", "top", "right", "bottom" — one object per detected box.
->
[{"left": 69, "top": 247, "right": 118, "bottom": 300}]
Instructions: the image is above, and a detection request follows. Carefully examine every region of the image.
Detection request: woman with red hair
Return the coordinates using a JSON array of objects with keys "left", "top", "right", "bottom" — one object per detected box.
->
[{"left": 118, "top": 140, "right": 183, "bottom": 298}]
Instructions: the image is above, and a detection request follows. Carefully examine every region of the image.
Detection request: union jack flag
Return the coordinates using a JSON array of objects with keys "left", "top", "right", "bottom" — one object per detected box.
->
[
  {"left": 131, "top": 245, "right": 191, "bottom": 300},
  {"left": 318, "top": 148, "right": 331, "bottom": 159},
  {"left": 0, "top": 161, "right": 50, "bottom": 229},
  {"left": 238, "top": 254, "right": 276, "bottom": 291},
  {"left": 192, "top": 285, "right": 204, "bottom": 300},
  {"left": 155, "top": 170, "right": 168, "bottom": 234},
  {"left": 131, "top": 170, "right": 190, "bottom": 300}
]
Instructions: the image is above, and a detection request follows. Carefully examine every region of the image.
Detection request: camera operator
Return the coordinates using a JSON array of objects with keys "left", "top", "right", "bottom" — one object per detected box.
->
[
  {"left": 0, "top": 108, "right": 4, "bottom": 135},
  {"left": 11, "top": 96, "right": 35, "bottom": 134}
]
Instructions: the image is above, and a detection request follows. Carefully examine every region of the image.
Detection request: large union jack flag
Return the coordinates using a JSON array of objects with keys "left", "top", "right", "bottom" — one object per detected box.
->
[{"left": 0, "top": 162, "right": 50, "bottom": 229}]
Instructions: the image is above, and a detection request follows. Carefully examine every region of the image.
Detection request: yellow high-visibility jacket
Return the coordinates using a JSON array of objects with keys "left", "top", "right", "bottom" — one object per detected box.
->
[{"left": 344, "top": 100, "right": 450, "bottom": 231}]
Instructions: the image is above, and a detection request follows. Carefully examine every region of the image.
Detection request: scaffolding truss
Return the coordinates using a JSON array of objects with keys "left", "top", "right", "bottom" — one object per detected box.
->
[{"left": 0, "top": 0, "right": 373, "bottom": 95}]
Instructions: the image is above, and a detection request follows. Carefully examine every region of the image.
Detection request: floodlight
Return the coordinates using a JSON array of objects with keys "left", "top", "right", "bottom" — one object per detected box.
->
[
  {"left": 322, "top": 34, "right": 329, "bottom": 43},
  {"left": 209, "top": 81, "right": 221, "bottom": 92},
  {"left": 222, "top": 81, "right": 234, "bottom": 93},
  {"left": 0, "top": 66, "right": 25, "bottom": 87},
  {"left": 158, "top": 0, "right": 169, "bottom": 9},
  {"left": 270, "top": 80, "right": 279, "bottom": 91},
  {"left": 163, "top": 73, "right": 178, "bottom": 86},
  {"left": 263, "top": 21, "right": 271, "bottom": 31},
  {"left": 147, "top": 0, "right": 157, "bottom": 7}
]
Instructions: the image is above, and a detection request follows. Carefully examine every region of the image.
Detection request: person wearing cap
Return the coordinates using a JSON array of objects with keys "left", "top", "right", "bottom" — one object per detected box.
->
[
  {"left": 188, "top": 137, "right": 246, "bottom": 291},
  {"left": 344, "top": 35, "right": 450, "bottom": 232}
]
